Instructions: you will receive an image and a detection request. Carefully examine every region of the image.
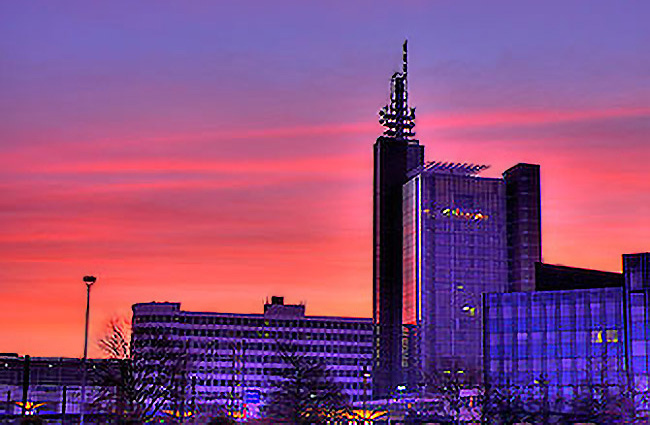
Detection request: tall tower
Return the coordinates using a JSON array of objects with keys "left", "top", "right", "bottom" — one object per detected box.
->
[{"left": 373, "top": 40, "right": 424, "bottom": 398}]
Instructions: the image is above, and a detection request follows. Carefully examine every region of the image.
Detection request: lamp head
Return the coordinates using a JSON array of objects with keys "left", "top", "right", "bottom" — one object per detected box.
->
[{"left": 83, "top": 276, "right": 97, "bottom": 287}]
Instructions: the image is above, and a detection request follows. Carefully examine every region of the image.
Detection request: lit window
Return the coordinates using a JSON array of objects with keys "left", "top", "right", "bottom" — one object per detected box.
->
[
  {"left": 591, "top": 330, "right": 603, "bottom": 344},
  {"left": 606, "top": 330, "right": 619, "bottom": 343}
]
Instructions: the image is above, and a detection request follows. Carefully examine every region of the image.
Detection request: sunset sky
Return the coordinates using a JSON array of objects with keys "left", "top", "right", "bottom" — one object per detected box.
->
[{"left": 1, "top": 1, "right": 648, "bottom": 358}]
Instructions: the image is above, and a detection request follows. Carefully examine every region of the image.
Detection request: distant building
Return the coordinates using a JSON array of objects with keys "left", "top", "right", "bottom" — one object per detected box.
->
[
  {"left": 0, "top": 355, "right": 115, "bottom": 419},
  {"left": 131, "top": 296, "right": 373, "bottom": 417},
  {"left": 484, "top": 252, "right": 650, "bottom": 418}
]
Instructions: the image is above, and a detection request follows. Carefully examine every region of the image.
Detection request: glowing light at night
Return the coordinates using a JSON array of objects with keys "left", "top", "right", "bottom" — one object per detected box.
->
[
  {"left": 14, "top": 401, "right": 47, "bottom": 415},
  {"left": 422, "top": 207, "right": 489, "bottom": 221},
  {"left": 441, "top": 207, "right": 488, "bottom": 221},
  {"left": 162, "top": 410, "right": 194, "bottom": 418}
]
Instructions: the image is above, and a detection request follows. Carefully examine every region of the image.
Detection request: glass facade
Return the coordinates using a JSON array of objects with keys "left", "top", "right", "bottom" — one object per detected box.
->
[
  {"left": 484, "top": 288, "right": 628, "bottom": 408},
  {"left": 629, "top": 290, "right": 650, "bottom": 415},
  {"left": 403, "top": 168, "right": 507, "bottom": 383},
  {"left": 626, "top": 253, "right": 650, "bottom": 416}
]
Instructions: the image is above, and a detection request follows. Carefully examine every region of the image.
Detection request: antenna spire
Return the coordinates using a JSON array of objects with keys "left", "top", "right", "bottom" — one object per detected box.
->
[
  {"left": 378, "top": 40, "right": 417, "bottom": 142},
  {"left": 403, "top": 39, "right": 408, "bottom": 75}
]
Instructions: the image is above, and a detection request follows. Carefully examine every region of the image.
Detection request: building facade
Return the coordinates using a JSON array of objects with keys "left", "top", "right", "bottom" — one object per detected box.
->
[
  {"left": 625, "top": 253, "right": 650, "bottom": 416},
  {"left": 484, "top": 287, "right": 627, "bottom": 406},
  {"left": 484, "top": 253, "right": 650, "bottom": 418},
  {"left": 373, "top": 40, "right": 424, "bottom": 397},
  {"left": 402, "top": 164, "right": 508, "bottom": 385},
  {"left": 131, "top": 297, "right": 373, "bottom": 418}
]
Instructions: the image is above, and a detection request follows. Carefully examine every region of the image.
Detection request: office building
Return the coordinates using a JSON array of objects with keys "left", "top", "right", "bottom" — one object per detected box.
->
[
  {"left": 131, "top": 296, "right": 373, "bottom": 417},
  {"left": 372, "top": 42, "right": 542, "bottom": 396},
  {"left": 401, "top": 161, "right": 541, "bottom": 388},
  {"left": 372, "top": 40, "right": 424, "bottom": 397},
  {"left": 484, "top": 287, "right": 627, "bottom": 407},
  {"left": 402, "top": 162, "right": 508, "bottom": 385},
  {"left": 484, "top": 253, "right": 650, "bottom": 418}
]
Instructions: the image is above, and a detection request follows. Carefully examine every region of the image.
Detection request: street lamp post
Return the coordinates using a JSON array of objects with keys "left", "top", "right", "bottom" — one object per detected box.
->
[{"left": 80, "top": 275, "right": 96, "bottom": 425}]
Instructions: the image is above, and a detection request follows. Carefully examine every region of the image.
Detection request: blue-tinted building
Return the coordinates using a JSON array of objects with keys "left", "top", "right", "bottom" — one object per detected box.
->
[
  {"left": 625, "top": 253, "right": 650, "bottom": 416},
  {"left": 401, "top": 162, "right": 541, "bottom": 388},
  {"left": 484, "top": 252, "right": 650, "bottom": 417},
  {"left": 484, "top": 287, "right": 627, "bottom": 404}
]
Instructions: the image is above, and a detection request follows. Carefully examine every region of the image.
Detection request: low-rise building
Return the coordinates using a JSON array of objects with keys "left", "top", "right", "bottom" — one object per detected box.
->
[
  {"left": 483, "top": 252, "right": 650, "bottom": 418},
  {"left": 131, "top": 296, "right": 374, "bottom": 417}
]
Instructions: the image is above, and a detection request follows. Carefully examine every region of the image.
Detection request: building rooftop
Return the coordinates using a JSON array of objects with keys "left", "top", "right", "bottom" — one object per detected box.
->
[{"left": 534, "top": 262, "right": 623, "bottom": 291}]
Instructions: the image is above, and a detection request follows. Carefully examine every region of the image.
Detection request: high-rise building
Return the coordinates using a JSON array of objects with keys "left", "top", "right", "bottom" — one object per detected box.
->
[
  {"left": 402, "top": 163, "right": 509, "bottom": 386},
  {"left": 373, "top": 43, "right": 542, "bottom": 396},
  {"left": 131, "top": 297, "right": 373, "bottom": 418},
  {"left": 373, "top": 40, "right": 424, "bottom": 397}
]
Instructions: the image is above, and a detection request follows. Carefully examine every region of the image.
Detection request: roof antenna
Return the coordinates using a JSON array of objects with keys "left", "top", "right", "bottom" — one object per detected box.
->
[
  {"left": 378, "top": 39, "right": 417, "bottom": 142},
  {"left": 403, "top": 39, "right": 408, "bottom": 75}
]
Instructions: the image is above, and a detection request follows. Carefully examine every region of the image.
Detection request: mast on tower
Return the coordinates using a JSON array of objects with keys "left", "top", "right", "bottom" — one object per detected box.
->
[{"left": 378, "top": 40, "right": 417, "bottom": 143}]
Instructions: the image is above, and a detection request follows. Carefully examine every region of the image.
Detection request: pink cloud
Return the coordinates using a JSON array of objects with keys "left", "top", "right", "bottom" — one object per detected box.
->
[{"left": 0, "top": 104, "right": 647, "bottom": 357}]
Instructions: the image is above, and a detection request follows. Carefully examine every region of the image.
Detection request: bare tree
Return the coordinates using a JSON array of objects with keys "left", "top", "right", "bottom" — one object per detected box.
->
[
  {"left": 92, "top": 318, "right": 189, "bottom": 423},
  {"left": 264, "top": 344, "right": 349, "bottom": 424}
]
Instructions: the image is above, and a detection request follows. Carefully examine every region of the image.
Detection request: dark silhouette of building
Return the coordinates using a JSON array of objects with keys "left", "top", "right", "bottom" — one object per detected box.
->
[
  {"left": 372, "top": 40, "right": 424, "bottom": 398},
  {"left": 504, "top": 163, "right": 542, "bottom": 292},
  {"left": 535, "top": 262, "right": 623, "bottom": 291}
]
